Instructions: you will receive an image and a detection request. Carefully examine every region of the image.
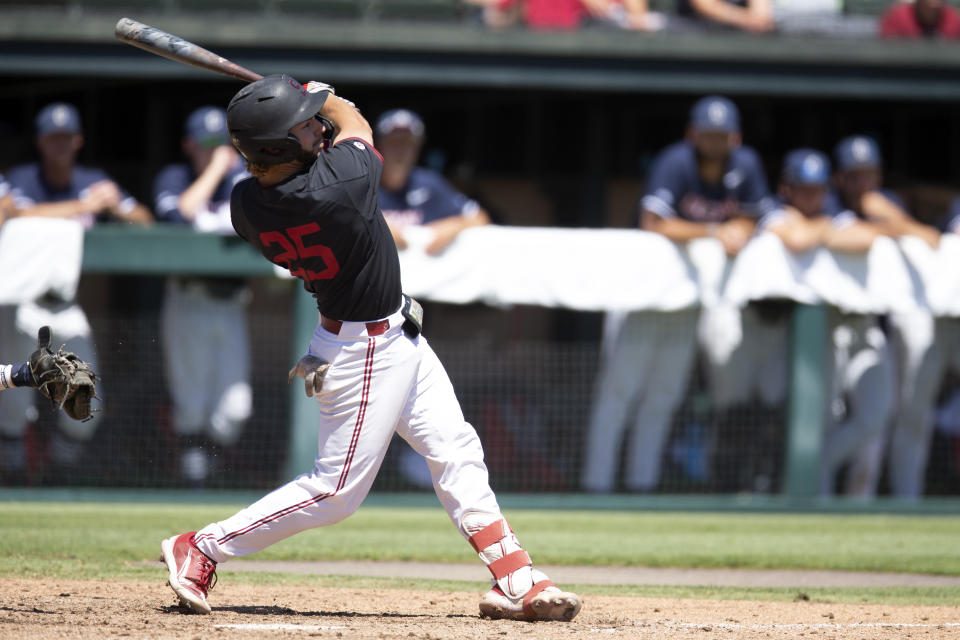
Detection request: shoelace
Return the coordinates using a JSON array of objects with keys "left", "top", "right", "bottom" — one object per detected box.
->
[{"left": 193, "top": 557, "right": 218, "bottom": 593}]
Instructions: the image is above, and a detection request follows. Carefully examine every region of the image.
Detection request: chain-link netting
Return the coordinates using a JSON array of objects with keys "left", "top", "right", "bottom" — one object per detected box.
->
[{"left": 3, "top": 289, "right": 960, "bottom": 496}]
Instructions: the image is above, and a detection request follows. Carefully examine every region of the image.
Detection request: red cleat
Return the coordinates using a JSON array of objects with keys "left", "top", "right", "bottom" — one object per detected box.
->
[{"left": 160, "top": 532, "right": 217, "bottom": 614}]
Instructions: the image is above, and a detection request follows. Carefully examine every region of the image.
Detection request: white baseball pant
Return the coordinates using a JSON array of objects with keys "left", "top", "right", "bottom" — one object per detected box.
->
[
  {"left": 702, "top": 304, "right": 789, "bottom": 411},
  {"left": 160, "top": 281, "right": 252, "bottom": 446},
  {"left": 820, "top": 311, "right": 895, "bottom": 498},
  {"left": 889, "top": 312, "right": 960, "bottom": 498},
  {"left": 193, "top": 303, "right": 502, "bottom": 562},
  {"left": 581, "top": 309, "right": 698, "bottom": 493}
]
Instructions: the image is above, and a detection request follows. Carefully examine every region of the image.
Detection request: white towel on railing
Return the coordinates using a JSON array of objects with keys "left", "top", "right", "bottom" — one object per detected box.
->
[{"left": 0, "top": 217, "right": 84, "bottom": 305}]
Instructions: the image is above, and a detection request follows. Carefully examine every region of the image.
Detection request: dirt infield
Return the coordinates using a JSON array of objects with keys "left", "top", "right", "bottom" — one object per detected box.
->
[
  {"left": 223, "top": 560, "right": 960, "bottom": 587},
  {"left": 3, "top": 578, "right": 960, "bottom": 639}
]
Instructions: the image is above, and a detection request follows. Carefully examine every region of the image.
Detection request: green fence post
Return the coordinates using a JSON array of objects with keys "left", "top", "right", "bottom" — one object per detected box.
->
[
  {"left": 284, "top": 287, "right": 320, "bottom": 480},
  {"left": 783, "top": 303, "right": 827, "bottom": 498}
]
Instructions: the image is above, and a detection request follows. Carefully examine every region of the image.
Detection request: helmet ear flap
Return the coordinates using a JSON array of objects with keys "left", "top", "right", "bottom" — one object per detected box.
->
[{"left": 256, "top": 136, "right": 303, "bottom": 164}]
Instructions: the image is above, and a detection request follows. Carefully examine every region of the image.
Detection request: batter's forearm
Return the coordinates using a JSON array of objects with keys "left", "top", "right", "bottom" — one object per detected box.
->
[
  {"left": 15, "top": 200, "right": 91, "bottom": 220},
  {"left": 642, "top": 211, "right": 713, "bottom": 242},
  {"left": 321, "top": 95, "right": 373, "bottom": 146}
]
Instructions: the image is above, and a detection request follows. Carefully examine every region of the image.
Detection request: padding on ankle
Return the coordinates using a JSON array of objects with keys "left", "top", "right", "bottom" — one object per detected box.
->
[
  {"left": 488, "top": 549, "right": 531, "bottom": 581},
  {"left": 467, "top": 519, "right": 511, "bottom": 552}
]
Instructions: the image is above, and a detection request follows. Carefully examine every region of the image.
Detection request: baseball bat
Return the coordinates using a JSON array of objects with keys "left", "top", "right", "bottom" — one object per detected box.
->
[{"left": 114, "top": 17, "right": 262, "bottom": 83}]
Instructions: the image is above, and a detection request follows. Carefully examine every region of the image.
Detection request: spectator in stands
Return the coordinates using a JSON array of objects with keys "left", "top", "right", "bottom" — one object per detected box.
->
[
  {"left": 466, "top": 0, "right": 664, "bottom": 30},
  {"left": 376, "top": 108, "right": 490, "bottom": 255},
  {"left": 0, "top": 102, "right": 151, "bottom": 483},
  {"left": 582, "top": 0, "right": 667, "bottom": 30},
  {"left": 676, "top": 0, "right": 774, "bottom": 32},
  {"left": 879, "top": 0, "right": 960, "bottom": 38},
  {"left": 153, "top": 106, "right": 253, "bottom": 488},
  {"left": 582, "top": 95, "right": 775, "bottom": 493},
  {"left": 464, "top": 0, "right": 582, "bottom": 28}
]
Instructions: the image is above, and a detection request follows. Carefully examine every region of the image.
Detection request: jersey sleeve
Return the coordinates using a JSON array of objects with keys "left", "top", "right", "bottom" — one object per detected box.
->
[
  {"left": 418, "top": 169, "right": 479, "bottom": 223},
  {"left": 737, "top": 148, "right": 777, "bottom": 218},
  {"left": 6, "top": 165, "right": 38, "bottom": 209},
  {"left": 640, "top": 147, "right": 686, "bottom": 218},
  {"left": 942, "top": 196, "right": 960, "bottom": 233},
  {"left": 153, "top": 165, "right": 191, "bottom": 223},
  {"left": 0, "top": 173, "right": 8, "bottom": 199},
  {"left": 315, "top": 138, "right": 383, "bottom": 215}
]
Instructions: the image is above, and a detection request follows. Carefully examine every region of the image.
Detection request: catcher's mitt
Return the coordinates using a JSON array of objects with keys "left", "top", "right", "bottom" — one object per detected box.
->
[{"left": 29, "top": 326, "right": 98, "bottom": 422}]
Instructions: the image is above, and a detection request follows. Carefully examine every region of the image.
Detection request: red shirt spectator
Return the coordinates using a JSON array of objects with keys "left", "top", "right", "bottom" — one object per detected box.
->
[
  {"left": 495, "top": 0, "right": 587, "bottom": 29},
  {"left": 879, "top": 0, "right": 960, "bottom": 38}
]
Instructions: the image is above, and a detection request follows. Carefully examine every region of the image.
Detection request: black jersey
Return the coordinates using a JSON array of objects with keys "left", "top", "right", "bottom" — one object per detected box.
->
[{"left": 231, "top": 137, "right": 402, "bottom": 321}]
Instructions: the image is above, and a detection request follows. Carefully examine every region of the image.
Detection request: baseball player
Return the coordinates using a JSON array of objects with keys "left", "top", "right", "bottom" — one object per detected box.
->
[
  {"left": 0, "top": 173, "right": 11, "bottom": 229},
  {"left": 376, "top": 108, "right": 490, "bottom": 255},
  {"left": 0, "top": 103, "right": 151, "bottom": 480},
  {"left": 153, "top": 106, "right": 252, "bottom": 487},
  {"left": 159, "top": 75, "right": 582, "bottom": 622},
  {"left": 582, "top": 95, "right": 776, "bottom": 493},
  {"left": 819, "top": 135, "right": 930, "bottom": 497},
  {"left": 887, "top": 198, "right": 960, "bottom": 498},
  {"left": 759, "top": 148, "right": 897, "bottom": 496}
]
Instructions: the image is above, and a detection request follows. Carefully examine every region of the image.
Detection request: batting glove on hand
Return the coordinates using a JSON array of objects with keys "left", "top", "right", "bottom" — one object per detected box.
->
[
  {"left": 287, "top": 354, "right": 331, "bottom": 398},
  {"left": 306, "top": 80, "right": 335, "bottom": 95}
]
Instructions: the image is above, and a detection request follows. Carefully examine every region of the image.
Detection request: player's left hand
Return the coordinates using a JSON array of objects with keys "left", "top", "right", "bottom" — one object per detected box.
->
[{"left": 287, "top": 354, "right": 331, "bottom": 398}]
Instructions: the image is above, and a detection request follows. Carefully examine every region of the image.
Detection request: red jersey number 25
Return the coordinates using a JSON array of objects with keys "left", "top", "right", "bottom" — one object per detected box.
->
[{"left": 259, "top": 223, "right": 341, "bottom": 281}]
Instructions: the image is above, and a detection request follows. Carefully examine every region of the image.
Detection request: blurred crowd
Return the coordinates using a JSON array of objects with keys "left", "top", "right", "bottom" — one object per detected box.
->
[
  {"left": 461, "top": 0, "right": 960, "bottom": 37},
  {"left": 0, "top": 92, "right": 958, "bottom": 500}
]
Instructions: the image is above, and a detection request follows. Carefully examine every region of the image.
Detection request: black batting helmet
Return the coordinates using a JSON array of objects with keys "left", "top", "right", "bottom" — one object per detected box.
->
[{"left": 226, "top": 74, "right": 329, "bottom": 166}]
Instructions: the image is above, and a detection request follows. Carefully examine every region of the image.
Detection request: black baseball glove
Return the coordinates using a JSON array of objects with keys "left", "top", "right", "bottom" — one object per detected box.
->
[{"left": 29, "top": 326, "right": 98, "bottom": 422}]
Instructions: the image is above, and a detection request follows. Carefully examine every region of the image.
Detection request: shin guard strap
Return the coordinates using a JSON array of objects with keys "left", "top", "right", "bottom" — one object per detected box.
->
[
  {"left": 487, "top": 549, "right": 531, "bottom": 581},
  {"left": 468, "top": 519, "right": 511, "bottom": 553},
  {"left": 521, "top": 579, "right": 556, "bottom": 620}
]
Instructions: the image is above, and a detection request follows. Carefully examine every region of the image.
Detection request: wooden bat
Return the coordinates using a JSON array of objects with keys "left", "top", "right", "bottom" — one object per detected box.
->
[{"left": 114, "top": 18, "right": 262, "bottom": 83}]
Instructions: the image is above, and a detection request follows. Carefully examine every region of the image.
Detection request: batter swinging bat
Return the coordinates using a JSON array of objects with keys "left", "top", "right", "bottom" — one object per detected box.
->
[{"left": 114, "top": 18, "right": 262, "bottom": 83}]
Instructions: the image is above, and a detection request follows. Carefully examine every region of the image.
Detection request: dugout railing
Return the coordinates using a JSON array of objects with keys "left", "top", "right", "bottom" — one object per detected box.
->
[{"left": 79, "top": 224, "right": 833, "bottom": 498}]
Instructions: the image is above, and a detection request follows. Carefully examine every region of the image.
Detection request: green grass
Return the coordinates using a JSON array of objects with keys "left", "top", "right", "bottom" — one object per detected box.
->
[{"left": 2, "top": 501, "right": 959, "bottom": 606}]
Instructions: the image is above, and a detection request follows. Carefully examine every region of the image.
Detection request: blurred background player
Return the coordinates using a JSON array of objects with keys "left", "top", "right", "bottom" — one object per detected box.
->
[
  {"left": 153, "top": 106, "right": 253, "bottom": 487},
  {"left": 581, "top": 95, "right": 775, "bottom": 493},
  {"left": 376, "top": 108, "right": 490, "bottom": 256},
  {"left": 887, "top": 194, "right": 960, "bottom": 499},
  {"left": 0, "top": 102, "right": 151, "bottom": 483},
  {"left": 0, "top": 173, "right": 11, "bottom": 229},
  {"left": 754, "top": 148, "right": 895, "bottom": 495},
  {"left": 375, "top": 108, "right": 491, "bottom": 487},
  {"left": 818, "top": 135, "right": 936, "bottom": 497}
]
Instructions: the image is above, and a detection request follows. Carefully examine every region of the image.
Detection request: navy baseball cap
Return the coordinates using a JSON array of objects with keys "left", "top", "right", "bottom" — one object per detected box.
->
[
  {"left": 834, "top": 135, "right": 882, "bottom": 171},
  {"left": 186, "top": 106, "right": 229, "bottom": 148},
  {"left": 689, "top": 95, "right": 740, "bottom": 132},
  {"left": 782, "top": 148, "right": 831, "bottom": 186},
  {"left": 35, "top": 102, "right": 82, "bottom": 136},
  {"left": 375, "top": 109, "right": 425, "bottom": 138}
]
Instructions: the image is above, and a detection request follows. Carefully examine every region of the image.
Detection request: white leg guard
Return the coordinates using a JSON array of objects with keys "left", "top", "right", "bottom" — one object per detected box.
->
[{"left": 461, "top": 511, "right": 582, "bottom": 622}]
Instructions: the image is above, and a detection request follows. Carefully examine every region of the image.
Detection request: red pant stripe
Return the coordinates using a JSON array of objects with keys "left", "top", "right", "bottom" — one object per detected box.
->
[{"left": 215, "top": 338, "right": 377, "bottom": 547}]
